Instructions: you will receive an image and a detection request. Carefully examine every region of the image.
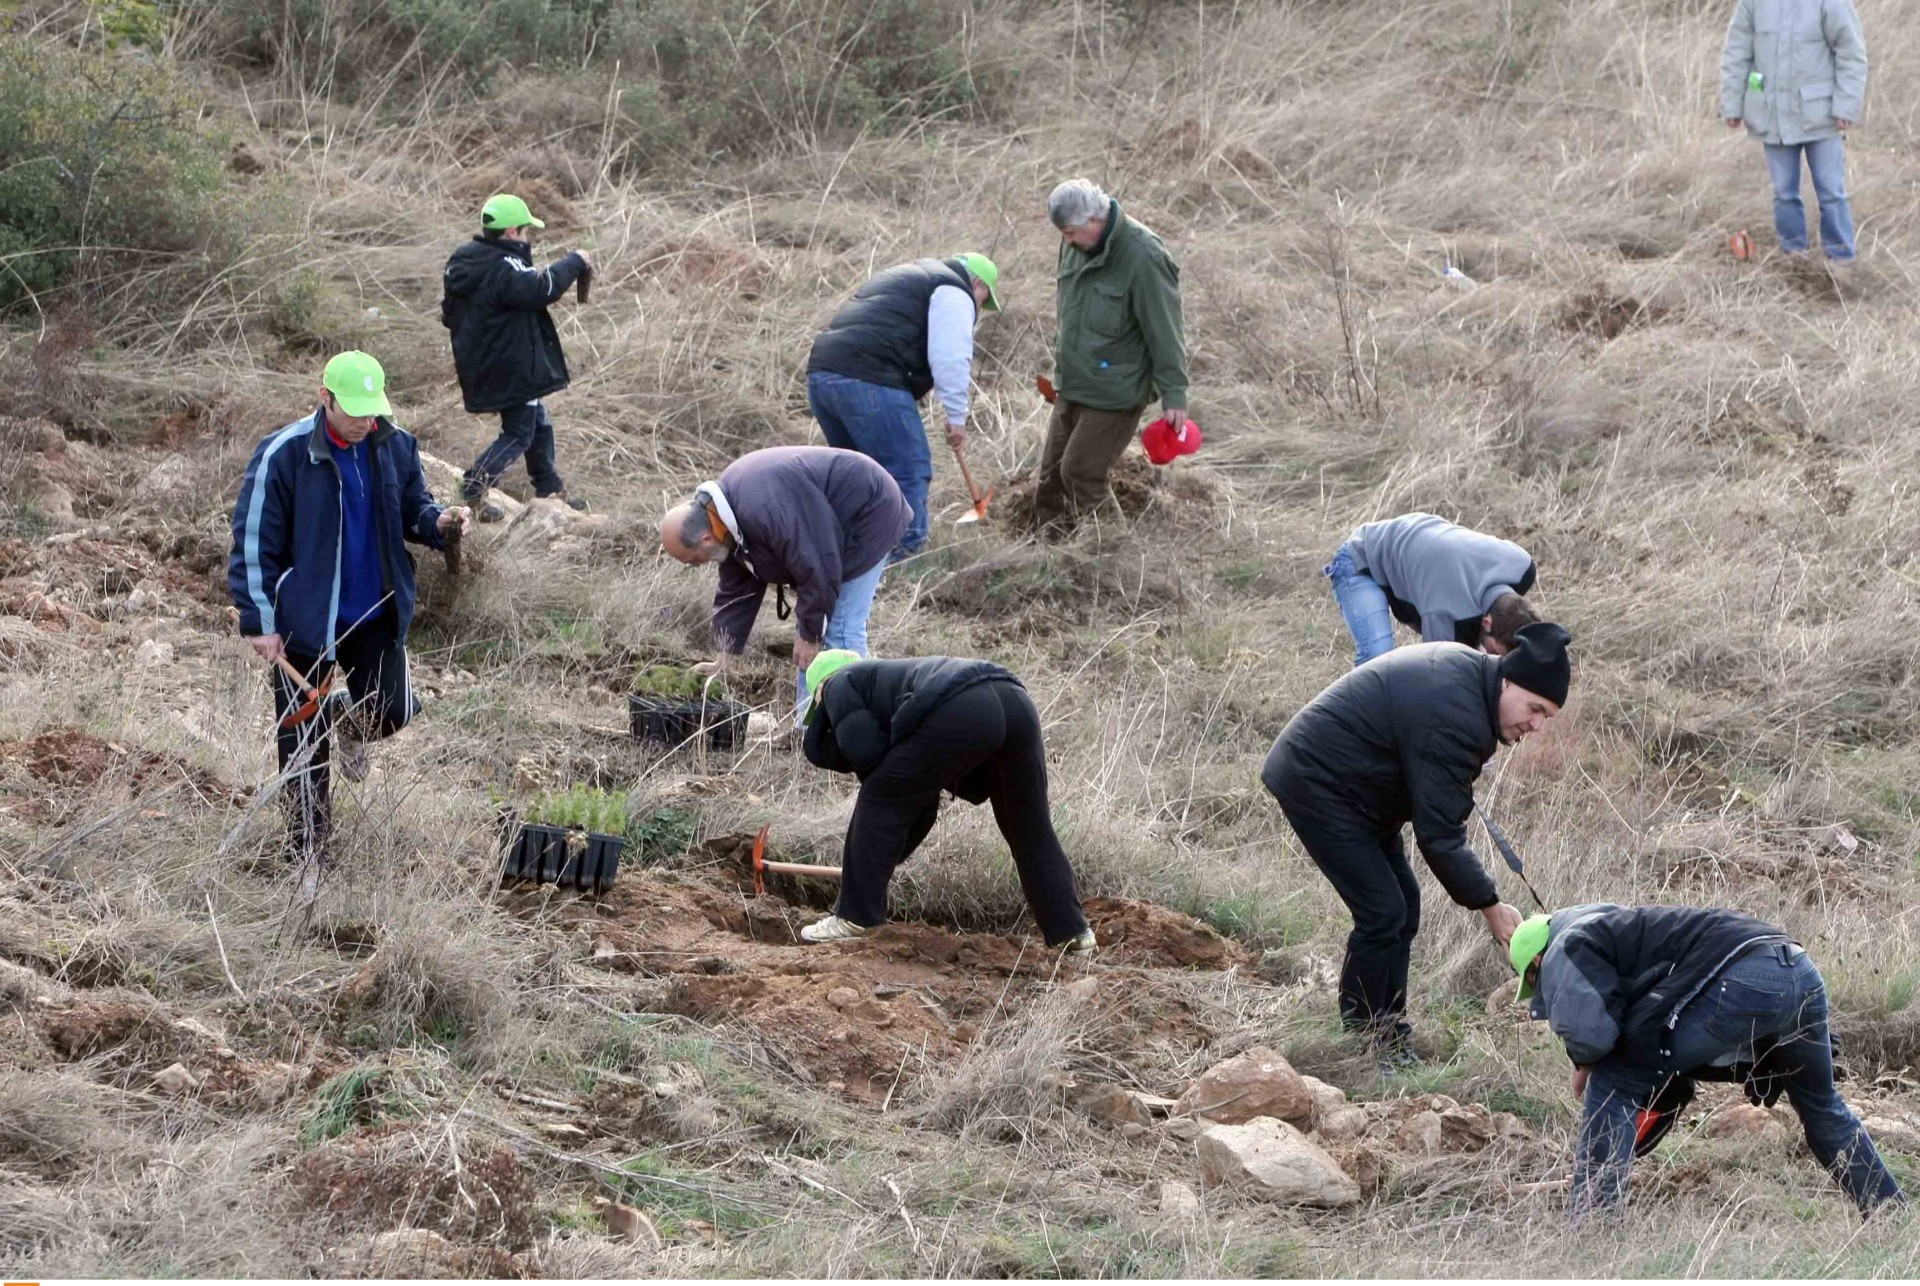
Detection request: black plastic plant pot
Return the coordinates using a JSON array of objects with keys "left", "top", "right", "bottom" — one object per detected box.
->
[
  {"left": 581, "top": 832, "right": 626, "bottom": 893},
  {"left": 502, "top": 822, "right": 567, "bottom": 884},
  {"left": 628, "top": 694, "right": 749, "bottom": 750}
]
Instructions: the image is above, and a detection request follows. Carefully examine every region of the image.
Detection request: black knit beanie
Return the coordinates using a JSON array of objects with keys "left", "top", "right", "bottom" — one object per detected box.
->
[{"left": 1498, "top": 621, "right": 1572, "bottom": 706}]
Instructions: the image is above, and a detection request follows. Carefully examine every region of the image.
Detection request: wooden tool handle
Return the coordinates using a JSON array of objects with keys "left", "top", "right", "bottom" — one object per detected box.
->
[
  {"left": 273, "top": 655, "right": 317, "bottom": 695},
  {"left": 576, "top": 263, "right": 593, "bottom": 304},
  {"left": 951, "top": 444, "right": 984, "bottom": 507}
]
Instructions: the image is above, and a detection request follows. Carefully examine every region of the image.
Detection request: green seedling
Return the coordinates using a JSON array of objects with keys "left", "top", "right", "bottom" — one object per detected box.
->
[
  {"left": 634, "top": 663, "right": 726, "bottom": 701},
  {"left": 525, "top": 784, "right": 632, "bottom": 837}
]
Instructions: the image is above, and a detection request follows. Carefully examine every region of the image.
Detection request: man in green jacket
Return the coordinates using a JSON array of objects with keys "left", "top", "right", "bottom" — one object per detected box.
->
[
  {"left": 1037, "top": 179, "right": 1189, "bottom": 528},
  {"left": 1720, "top": 0, "right": 1867, "bottom": 261}
]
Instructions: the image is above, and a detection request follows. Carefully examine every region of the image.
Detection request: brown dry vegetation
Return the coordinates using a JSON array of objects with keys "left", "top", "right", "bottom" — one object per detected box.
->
[{"left": 2, "top": 0, "right": 1920, "bottom": 1276}]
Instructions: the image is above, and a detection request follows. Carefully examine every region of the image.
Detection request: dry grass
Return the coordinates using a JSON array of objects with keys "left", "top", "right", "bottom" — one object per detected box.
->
[{"left": 1, "top": 0, "right": 1919, "bottom": 1275}]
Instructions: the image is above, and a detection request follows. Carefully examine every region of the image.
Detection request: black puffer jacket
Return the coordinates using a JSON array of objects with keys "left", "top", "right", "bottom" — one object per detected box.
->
[
  {"left": 806, "top": 257, "right": 973, "bottom": 399},
  {"left": 440, "top": 236, "right": 586, "bottom": 413},
  {"left": 1532, "top": 904, "right": 1796, "bottom": 1071},
  {"left": 1261, "top": 643, "right": 1502, "bottom": 909},
  {"left": 804, "top": 656, "right": 1019, "bottom": 788}
]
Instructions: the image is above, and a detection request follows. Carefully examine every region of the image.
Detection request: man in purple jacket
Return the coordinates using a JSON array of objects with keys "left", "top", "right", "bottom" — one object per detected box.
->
[{"left": 659, "top": 446, "right": 910, "bottom": 714}]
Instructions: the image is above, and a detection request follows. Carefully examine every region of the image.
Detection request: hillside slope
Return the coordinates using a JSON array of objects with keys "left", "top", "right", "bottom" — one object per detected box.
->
[{"left": 2, "top": 0, "right": 1918, "bottom": 1275}]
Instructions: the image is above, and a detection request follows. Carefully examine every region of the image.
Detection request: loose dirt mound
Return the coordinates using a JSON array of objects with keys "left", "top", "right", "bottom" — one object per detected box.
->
[
  {"left": 0, "top": 727, "right": 239, "bottom": 823},
  {"left": 994, "top": 452, "right": 1221, "bottom": 532},
  {"left": 1084, "top": 897, "right": 1253, "bottom": 970},
  {"left": 504, "top": 871, "right": 1241, "bottom": 1102}
]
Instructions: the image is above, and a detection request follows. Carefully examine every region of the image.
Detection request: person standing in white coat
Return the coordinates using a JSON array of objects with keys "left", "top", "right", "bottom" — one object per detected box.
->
[{"left": 1721, "top": 0, "right": 1868, "bottom": 262}]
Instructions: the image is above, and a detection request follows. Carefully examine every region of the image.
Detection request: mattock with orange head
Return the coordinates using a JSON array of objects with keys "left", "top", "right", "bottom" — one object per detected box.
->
[
  {"left": 750, "top": 823, "right": 841, "bottom": 897},
  {"left": 226, "top": 604, "right": 342, "bottom": 729}
]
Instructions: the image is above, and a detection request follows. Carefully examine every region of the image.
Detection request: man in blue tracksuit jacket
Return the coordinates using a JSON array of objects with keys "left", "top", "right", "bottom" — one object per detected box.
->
[{"left": 227, "top": 351, "right": 469, "bottom": 879}]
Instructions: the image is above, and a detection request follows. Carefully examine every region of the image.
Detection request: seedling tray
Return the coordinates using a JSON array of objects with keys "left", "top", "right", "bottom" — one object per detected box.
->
[
  {"left": 500, "top": 821, "right": 623, "bottom": 893},
  {"left": 629, "top": 694, "right": 749, "bottom": 750}
]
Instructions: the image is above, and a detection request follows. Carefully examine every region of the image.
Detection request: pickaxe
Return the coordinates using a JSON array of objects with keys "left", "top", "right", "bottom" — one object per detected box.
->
[
  {"left": 273, "top": 657, "right": 340, "bottom": 730},
  {"left": 1479, "top": 807, "right": 1549, "bottom": 912},
  {"left": 950, "top": 442, "right": 992, "bottom": 525},
  {"left": 226, "top": 605, "right": 343, "bottom": 730},
  {"left": 750, "top": 823, "right": 841, "bottom": 897}
]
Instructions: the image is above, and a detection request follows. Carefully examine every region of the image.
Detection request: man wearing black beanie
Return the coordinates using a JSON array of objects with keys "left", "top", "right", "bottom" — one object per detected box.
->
[{"left": 1261, "top": 622, "right": 1573, "bottom": 1070}]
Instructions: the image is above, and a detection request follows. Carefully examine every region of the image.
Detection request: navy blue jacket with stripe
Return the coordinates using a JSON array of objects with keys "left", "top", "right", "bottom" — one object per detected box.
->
[{"left": 227, "top": 408, "right": 447, "bottom": 657}]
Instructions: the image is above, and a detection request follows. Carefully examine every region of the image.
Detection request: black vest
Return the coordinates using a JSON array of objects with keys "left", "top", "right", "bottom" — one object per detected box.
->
[{"left": 807, "top": 258, "right": 973, "bottom": 400}]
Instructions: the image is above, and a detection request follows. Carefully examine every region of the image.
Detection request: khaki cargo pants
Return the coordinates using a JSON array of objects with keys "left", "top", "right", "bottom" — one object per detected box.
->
[{"left": 1032, "top": 399, "right": 1145, "bottom": 528}]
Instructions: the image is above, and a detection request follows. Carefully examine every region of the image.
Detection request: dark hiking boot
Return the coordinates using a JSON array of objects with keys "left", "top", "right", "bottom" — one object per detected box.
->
[{"left": 1063, "top": 928, "right": 1098, "bottom": 956}]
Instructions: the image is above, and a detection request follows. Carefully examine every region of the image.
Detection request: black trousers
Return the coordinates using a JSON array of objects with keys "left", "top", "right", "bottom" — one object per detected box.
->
[
  {"left": 1281, "top": 804, "right": 1420, "bottom": 1040},
  {"left": 835, "top": 681, "right": 1089, "bottom": 946},
  {"left": 273, "top": 610, "right": 417, "bottom": 858}
]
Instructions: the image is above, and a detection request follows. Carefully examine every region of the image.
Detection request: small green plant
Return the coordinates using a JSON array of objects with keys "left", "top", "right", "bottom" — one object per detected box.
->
[
  {"left": 526, "top": 784, "right": 630, "bottom": 837},
  {"left": 299, "top": 1066, "right": 421, "bottom": 1145},
  {"left": 633, "top": 663, "right": 725, "bottom": 700},
  {"left": 631, "top": 807, "right": 697, "bottom": 863}
]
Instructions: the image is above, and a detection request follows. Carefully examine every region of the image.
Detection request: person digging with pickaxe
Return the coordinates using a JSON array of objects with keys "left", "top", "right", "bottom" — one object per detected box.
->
[
  {"left": 228, "top": 351, "right": 469, "bottom": 894},
  {"left": 1260, "top": 622, "right": 1572, "bottom": 1073},
  {"left": 805, "top": 253, "right": 1003, "bottom": 557}
]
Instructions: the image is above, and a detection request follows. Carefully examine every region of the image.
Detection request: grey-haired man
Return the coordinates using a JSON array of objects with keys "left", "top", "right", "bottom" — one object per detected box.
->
[{"left": 1037, "top": 179, "right": 1189, "bottom": 528}]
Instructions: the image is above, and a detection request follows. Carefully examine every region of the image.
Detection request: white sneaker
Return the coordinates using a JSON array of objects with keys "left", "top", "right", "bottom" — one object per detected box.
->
[
  {"left": 800, "top": 915, "right": 872, "bottom": 944},
  {"left": 1064, "top": 928, "right": 1098, "bottom": 956}
]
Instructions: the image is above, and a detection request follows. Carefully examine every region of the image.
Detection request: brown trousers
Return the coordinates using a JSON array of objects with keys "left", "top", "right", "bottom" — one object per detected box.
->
[{"left": 1033, "top": 399, "right": 1145, "bottom": 527}]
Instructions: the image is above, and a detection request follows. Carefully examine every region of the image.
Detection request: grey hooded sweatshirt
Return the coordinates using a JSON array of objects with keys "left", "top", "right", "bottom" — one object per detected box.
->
[{"left": 1344, "top": 513, "right": 1535, "bottom": 648}]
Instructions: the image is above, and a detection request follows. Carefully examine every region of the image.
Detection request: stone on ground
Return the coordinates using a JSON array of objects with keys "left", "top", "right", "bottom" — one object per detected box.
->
[
  {"left": 1176, "top": 1045, "right": 1315, "bottom": 1128},
  {"left": 1196, "top": 1116, "right": 1362, "bottom": 1207}
]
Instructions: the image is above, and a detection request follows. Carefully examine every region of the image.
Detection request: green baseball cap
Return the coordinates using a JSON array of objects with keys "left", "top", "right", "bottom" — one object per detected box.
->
[
  {"left": 959, "top": 252, "right": 1001, "bottom": 311},
  {"left": 481, "top": 193, "right": 545, "bottom": 231},
  {"left": 1511, "top": 914, "right": 1553, "bottom": 1000},
  {"left": 322, "top": 350, "right": 392, "bottom": 418},
  {"left": 802, "top": 649, "right": 863, "bottom": 725}
]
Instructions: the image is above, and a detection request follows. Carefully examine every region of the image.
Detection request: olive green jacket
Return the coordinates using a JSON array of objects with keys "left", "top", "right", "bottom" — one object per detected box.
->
[{"left": 1053, "top": 199, "right": 1188, "bottom": 413}]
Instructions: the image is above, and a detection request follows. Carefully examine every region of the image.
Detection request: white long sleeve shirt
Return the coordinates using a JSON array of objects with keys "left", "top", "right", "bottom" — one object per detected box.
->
[{"left": 926, "top": 284, "right": 977, "bottom": 427}]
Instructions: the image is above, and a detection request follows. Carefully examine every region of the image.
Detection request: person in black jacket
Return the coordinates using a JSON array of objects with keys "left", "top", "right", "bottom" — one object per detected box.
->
[
  {"left": 795, "top": 649, "right": 1095, "bottom": 951},
  {"left": 1511, "top": 905, "right": 1906, "bottom": 1223},
  {"left": 1260, "top": 621, "right": 1573, "bottom": 1068},
  {"left": 441, "top": 192, "right": 594, "bottom": 522}
]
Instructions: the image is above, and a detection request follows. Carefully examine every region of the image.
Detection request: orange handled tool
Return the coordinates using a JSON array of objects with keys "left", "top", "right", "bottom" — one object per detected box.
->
[{"left": 750, "top": 823, "right": 841, "bottom": 897}]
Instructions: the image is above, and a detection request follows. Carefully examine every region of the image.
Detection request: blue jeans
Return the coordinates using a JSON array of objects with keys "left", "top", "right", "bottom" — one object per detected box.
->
[
  {"left": 1326, "top": 544, "right": 1396, "bottom": 668},
  {"left": 1572, "top": 945, "right": 1903, "bottom": 1223},
  {"left": 793, "top": 557, "right": 888, "bottom": 718},
  {"left": 1765, "top": 138, "right": 1856, "bottom": 261},
  {"left": 808, "top": 370, "right": 931, "bottom": 558},
  {"left": 463, "top": 400, "right": 563, "bottom": 498}
]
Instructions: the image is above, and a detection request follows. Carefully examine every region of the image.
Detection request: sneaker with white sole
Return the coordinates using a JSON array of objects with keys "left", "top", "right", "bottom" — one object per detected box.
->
[
  {"left": 800, "top": 914, "right": 872, "bottom": 944},
  {"left": 1064, "top": 928, "right": 1098, "bottom": 955}
]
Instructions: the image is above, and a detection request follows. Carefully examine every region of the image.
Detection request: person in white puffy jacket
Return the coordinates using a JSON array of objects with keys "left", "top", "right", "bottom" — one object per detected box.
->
[{"left": 1720, "top": 0, "right": 1868, "bottom": 261}]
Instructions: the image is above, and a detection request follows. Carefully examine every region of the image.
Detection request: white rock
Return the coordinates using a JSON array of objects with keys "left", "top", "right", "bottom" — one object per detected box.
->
[
  {"left": 1157, "top": 1180, "right": 1202, "bottom": 1218},
  {"left": 1196, "top": 1116, "right": 1362, "bottom": 1207},
  {"left": 152, "top": 1062, "right": 200, "bottom": 1095},
  {"left": 1301, "top": 1074, "right": 1347, "bottom": 1118},
  {"left": 1315, "top": 1105, "right": 1371, "bottom": 1142}
]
